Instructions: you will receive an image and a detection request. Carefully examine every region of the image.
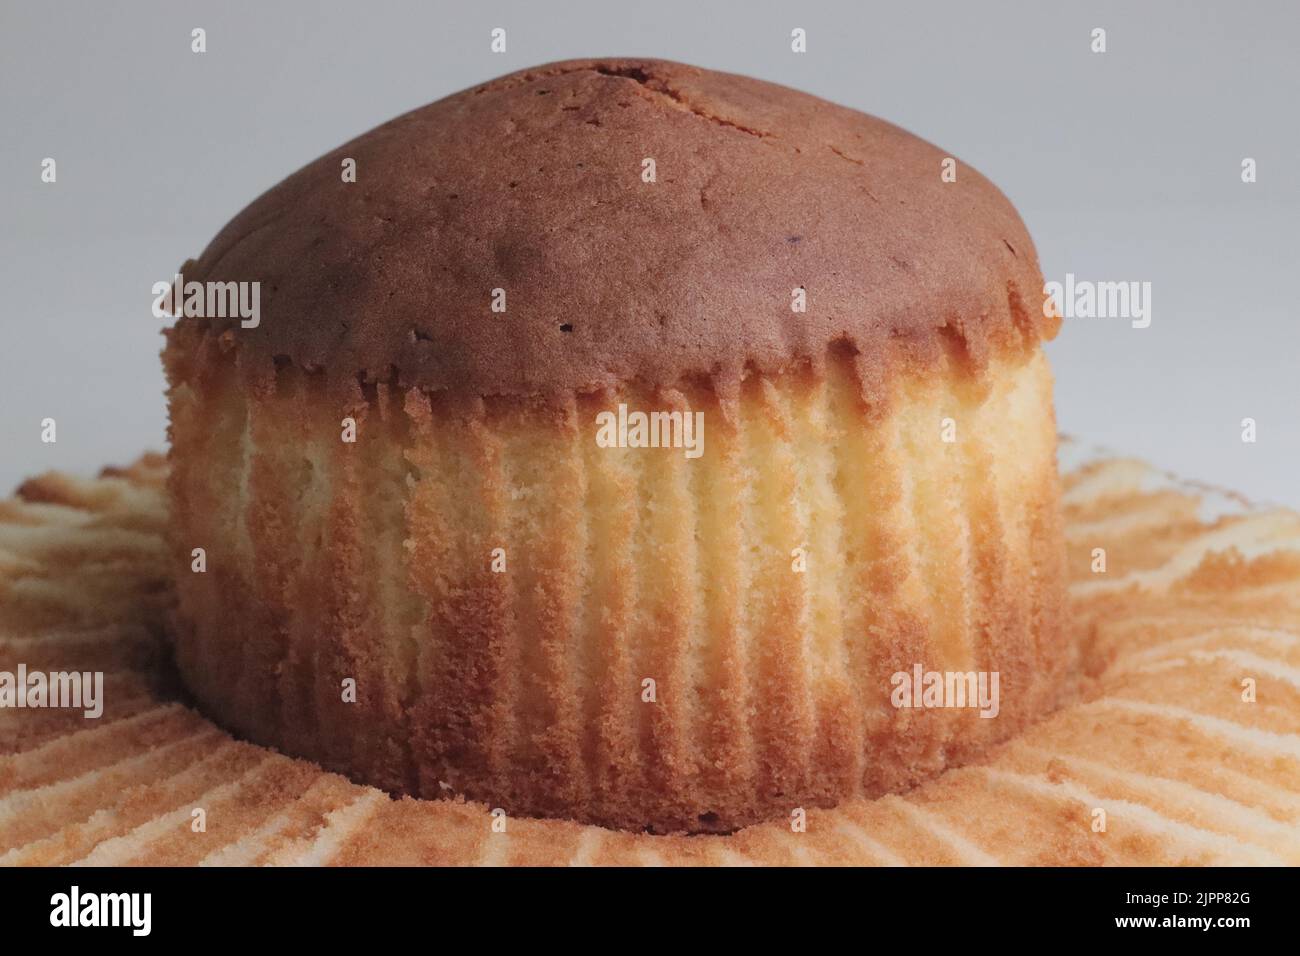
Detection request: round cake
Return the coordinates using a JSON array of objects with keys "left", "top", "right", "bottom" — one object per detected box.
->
[{"left": 162, "top": 58, "right": 1068, "bottom": 833}]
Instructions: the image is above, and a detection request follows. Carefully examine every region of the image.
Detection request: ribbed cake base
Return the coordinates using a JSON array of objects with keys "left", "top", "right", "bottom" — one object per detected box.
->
[{"left": 165, "top": 331, "right": 1068, "bottom": 833}]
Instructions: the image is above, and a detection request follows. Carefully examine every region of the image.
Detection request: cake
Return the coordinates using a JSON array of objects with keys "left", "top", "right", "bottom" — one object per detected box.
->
[{"left": 161, "top": 58, "right": 1068, "bottom": 833}]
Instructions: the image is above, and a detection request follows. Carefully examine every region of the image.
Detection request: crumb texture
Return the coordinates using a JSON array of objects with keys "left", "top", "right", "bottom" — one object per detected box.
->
[{"left": 161, "top": 330, "right": 1067, "bottom": 832}]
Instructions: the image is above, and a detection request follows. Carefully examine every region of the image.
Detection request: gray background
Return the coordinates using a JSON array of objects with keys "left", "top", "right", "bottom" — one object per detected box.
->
[{"left": 2, "top": 0, "right": 1297, "bottom": 505}]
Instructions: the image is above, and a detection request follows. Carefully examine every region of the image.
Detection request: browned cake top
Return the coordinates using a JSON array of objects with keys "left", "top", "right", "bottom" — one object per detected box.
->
[{"left": 178, "top": 58, "right": 1053, "bottom": 397}]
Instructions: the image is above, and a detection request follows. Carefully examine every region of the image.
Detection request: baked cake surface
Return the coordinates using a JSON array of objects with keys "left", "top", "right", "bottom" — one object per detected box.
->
[
  {"left": 163, "top": 58, "right": 1067, "bottom": 831},
  {"left": 2, "top": 454, "right": 1299, "bottom": 864},
  {"left": 177, "top": 58, "right": 1053, "bottom": 398}
]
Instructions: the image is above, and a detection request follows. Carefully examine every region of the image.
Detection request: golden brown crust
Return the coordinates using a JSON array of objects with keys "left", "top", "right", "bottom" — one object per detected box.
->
[
  {"left": 4, "top": 454, "right": 1300, "bottom": 864},
  {"left": 176, "top": 58, "right": 1053, "bottom": 399},
  {"left": 162, "top": 325, "right": 1068, "bottom": 833}
]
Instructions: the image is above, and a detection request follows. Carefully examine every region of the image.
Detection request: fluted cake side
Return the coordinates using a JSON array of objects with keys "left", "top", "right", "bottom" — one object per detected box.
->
[{"left": 164, "top": 323, "right": 1067, "bottom": 833}]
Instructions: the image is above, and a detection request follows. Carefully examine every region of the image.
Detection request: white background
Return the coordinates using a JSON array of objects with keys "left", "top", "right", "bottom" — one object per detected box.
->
[{"left": 1, "top": 0, "right": 1296, "bottom": 505}]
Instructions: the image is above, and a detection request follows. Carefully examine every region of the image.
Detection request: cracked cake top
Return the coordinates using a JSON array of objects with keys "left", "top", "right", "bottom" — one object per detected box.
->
[{"left": 176, "top": 58, "right": 1054, "bottom": 398}]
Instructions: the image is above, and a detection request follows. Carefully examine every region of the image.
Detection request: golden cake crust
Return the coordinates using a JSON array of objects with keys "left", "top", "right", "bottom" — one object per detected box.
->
[{"left": 177, "top": 57, "right": 1054, "bottom": 399}]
